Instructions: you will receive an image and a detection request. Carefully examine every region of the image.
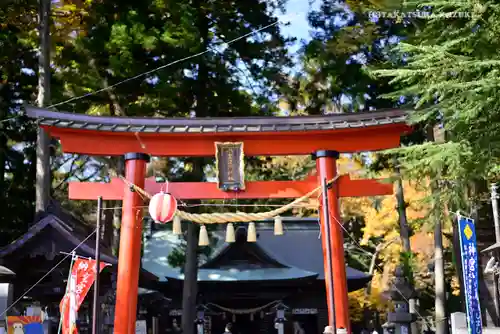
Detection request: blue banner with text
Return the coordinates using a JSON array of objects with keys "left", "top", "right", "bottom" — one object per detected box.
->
[{"left": 458, "top": 216, "right": 482, "bottom": 334}]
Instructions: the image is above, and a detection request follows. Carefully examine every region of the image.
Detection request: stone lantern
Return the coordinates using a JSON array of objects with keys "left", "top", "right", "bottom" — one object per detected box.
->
[
  {"left": 383, "top": 266, "right": 417, "bottom": 334},
  {"left": 273, "top": 302, "right": 288, "bottom": 334}
]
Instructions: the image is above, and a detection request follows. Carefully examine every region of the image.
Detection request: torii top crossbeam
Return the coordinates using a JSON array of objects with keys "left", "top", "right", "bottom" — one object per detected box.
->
[{"left": 25, "top": 107, "right": 409, "bottom": 156}]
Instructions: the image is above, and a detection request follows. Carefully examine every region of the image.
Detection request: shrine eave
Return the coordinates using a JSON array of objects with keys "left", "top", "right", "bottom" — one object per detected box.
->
[
  {"left": 25, "top": 106, "right": 408, "bottom": 134},
  {"left": 164, "top": 267, "right": 319, "bottom": 282}
]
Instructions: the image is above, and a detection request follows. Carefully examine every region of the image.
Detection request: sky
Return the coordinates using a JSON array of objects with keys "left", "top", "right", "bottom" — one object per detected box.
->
[{"left": 279, "top": 0, "right": 319, "bottom": 49}]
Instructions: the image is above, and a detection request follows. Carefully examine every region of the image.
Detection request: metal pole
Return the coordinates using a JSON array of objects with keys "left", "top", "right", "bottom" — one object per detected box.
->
[
  {"left": 491, "top": 184, "right": 500, "bottom": 326},
  {"left": 321, "top": 177, "right": 337, "bottom": 332},
  {"left": 58, "top": 253, "right": 77, "bottom": 334},
  {"left": 152, "top": 317, "right": 159, "bottom": 334},
  {"left": 492, "top": 184, "right": 500, "bottom": 243},
  {"left": 92, "top": 196, "right": 103, "bottom": 334},
  {"left": 432, "top": 181, "right": 448, "bottom": 334}
]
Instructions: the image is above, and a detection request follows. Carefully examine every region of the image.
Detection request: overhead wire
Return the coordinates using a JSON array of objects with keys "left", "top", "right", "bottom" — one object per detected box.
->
[
  {"left": 0, "top": 115, "right": 22, "bottom": 124},
  {"left": 0, "top": 20, "right": 280, "bottom": 124},
  {"left": 46, "top": 21, "right": 280, "bottom": 109}
]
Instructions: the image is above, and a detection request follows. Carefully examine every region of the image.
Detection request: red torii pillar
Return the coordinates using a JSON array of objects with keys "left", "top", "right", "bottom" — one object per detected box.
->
[
  {"left": 114, "top": 153, "right": 150, "bottom": 334},
  {"left": 315, "top": 150, "right": 349, "bottom": 332}
]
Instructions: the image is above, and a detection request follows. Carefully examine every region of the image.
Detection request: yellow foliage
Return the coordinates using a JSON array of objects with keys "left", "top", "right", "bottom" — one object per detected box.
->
[
  {"left": 262, "top": 154, "right": 459, "bottom": 315},
  {"left": 450, "top": 276, "right": 461, "bottom": 296},
  {"left": 52, "top": 1, "right": 92, "bottom": 42},
  {"left": 348, "top": 277, "right": 391, "bottom": 322},
  {"left": 357, "top": 179, "right": 430, "bottom": 294},
  {"left": 361, "top": 179, "right": 430, "bottom": 246}
]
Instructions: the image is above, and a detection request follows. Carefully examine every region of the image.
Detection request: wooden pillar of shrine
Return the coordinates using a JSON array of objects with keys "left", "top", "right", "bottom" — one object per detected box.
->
[
  {"left": 314, "top": 150, "right": 350, "bottom": 334},
  {"left": 114, "top": 153, "right": 150, "bottom": 334}
]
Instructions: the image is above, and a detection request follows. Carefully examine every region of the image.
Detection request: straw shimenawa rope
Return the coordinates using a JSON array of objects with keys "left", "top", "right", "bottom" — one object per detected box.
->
[{"left": 119, "top": 175, "right": 340, "bottom": 224}]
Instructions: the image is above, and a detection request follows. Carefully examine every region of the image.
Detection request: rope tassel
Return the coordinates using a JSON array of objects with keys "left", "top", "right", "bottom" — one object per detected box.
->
[
  {"left": 274, "top": 216, "right": 283, "bottom": 235},
  {"left": 199, "top": 225, "right": 209, "bottom": 246},
  {"left": 247, "top": 222, "right": 256, "bottom": 242},
  {"left": 226, "top": 223, "right": 235, "bottom": 243},
  {"left": 173, "top": 215, "right": 182, "bottom": 235}
]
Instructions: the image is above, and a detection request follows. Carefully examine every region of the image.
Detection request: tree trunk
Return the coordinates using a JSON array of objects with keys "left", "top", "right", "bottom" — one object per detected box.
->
[
  {"left": 432, "top": 181, "right": 449, "bottom": 334},
  {"left": 180, "top": 2, "right": 210, "bottom": 333},
  {"left": 35, "top": 0, "right": 51, "bottom": 214},
  {"left": 110, "top": 157, "right": 124, "bottom": 255},
  {"left": 364, "top": 246, "right": 382, "bottom": 329},
  {"left": 394, "top": 165, "right": 411, "bottom": 252},
  {"left": 182, "top": 222, "right": 199, "bottom": 334},
  {"left": 470, "top": 180, "right": 491, "bottom": 326},
  {"left": 111, "top": 207, "right": 121, "bottom": 256},
  {"left": 102, "top": 201, "right": 115, "bottom": 247},
  {"left": 394, "top": 160, "right": 419, "bottom": 334},
  {"left": 364, "top": 239, "right": 396, "bottom": 329},
  {"left": 426, "top": 125, "right": 448, "bottom": 334},
  {"left": 0, "top": 108, "right": 5, "bottom": 228},
  {"left": 0, "top": 108, "right": 5, "bottom": 193},
  {"left": 105, "top": 98, "right": 125, "bottom": 255},
  {"left": 181, "top": 157, "right": 205, "bottom": 334},
  {"left": 451, "top": 207, "right": 466, "bottom": 313}
]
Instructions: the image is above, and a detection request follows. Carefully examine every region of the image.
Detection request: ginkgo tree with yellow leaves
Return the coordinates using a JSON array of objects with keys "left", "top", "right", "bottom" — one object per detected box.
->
[
  {"left": 360, "top": 177, "right": 430, "bottom": 289},
  {"left": 338, "top": 155, "right": 460, "bottom": 326},
  {"left": 243, "top": 152, "right": 458, "bottom": 325}
]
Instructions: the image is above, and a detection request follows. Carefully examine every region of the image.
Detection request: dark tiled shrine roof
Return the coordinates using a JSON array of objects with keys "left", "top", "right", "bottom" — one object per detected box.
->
[
  {"left": 0, "top": 201, "right": 114, "bottom": 261},
  {"left": 0, "top": 201, "right": 158, "bottom": 282},
  {"left": 25, "top": 106, "right": 407, "bottom": 134},
  {"left": 143, "top": 218, "right": 370, "bottom": 290}
]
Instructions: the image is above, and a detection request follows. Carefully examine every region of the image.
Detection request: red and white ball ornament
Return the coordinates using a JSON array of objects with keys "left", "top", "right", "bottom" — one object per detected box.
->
[{"left": 148, "top": 191, "right": 178, "bottom": 224}]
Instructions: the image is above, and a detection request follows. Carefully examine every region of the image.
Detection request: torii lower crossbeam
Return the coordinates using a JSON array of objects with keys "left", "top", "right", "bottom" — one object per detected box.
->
[{"left": 68, "top": 174, "right": 392, "bottom": 200}]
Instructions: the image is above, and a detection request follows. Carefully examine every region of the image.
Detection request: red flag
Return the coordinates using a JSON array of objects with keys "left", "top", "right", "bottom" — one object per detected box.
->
[{"left": 60, "top": 258, "right": 110, "bottom": 334}]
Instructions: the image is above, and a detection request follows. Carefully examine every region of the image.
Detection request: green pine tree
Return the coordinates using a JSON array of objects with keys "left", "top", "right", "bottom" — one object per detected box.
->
[{"left": 283, "top": 0, "right": 414, "bottom": 114}]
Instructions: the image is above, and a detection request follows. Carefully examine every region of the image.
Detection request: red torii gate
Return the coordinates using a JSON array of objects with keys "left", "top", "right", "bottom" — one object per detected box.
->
[{"left": 26, "top": 106, "right": 410, "bottom": 334}]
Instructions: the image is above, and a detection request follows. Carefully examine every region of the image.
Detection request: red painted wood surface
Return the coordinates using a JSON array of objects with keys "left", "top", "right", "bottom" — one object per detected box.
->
[
  {"left": 113, "top": 158, "right": 148, "bottom": 334},
  {"left": 316, "top": 155, "right": 351, "bottom": 333},
  {"left": 43, "top": 123, "right": 410, "bottom": 156},
  {"left": 37, "top": 112, "right": 410, "bottom": 334},
  {"left": 68, "top": 175, "right": 392, "bottom": 200}
]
